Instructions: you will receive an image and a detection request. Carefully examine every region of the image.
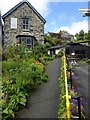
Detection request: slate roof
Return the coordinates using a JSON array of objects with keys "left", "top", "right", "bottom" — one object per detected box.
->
[
  {"left": 48, "top": 41, "right": 90, "bottom": 50},
  {"left": 61, "top": 32, "right": 73, "bottom": 38},
  {"left": 2, "top": 0, "right": 46, "bottom": 24}
]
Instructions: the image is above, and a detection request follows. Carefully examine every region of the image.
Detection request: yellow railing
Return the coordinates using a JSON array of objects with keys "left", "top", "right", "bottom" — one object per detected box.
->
[{"left": 63, "top": 53, "right": 71, "bottom": 119}]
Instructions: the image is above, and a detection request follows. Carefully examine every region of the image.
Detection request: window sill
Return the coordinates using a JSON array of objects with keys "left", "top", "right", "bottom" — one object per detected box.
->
[
  {"left": 22, "top": 29, "right": 29, "bottom": 32},
  {"left": 11, "top": 28, "right": 17, "bottom": 30},
  {"left": 26, "top": 44, "right": 32, "bottom": 46}
]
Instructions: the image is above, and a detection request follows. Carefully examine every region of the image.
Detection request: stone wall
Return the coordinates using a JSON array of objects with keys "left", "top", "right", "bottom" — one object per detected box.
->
[
  {"left": 3, "top": 2, "right": 45, "bottom": 47},
  {"left": 0, "top": 13, "right": 2, "bottom": 54}
]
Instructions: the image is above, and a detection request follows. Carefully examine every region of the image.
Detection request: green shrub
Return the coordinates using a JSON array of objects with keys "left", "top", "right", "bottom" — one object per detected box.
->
[
  {"left": 58, "top": 56, "right": 67, "bottom": 118},
  {"left": 2, "top": 43, "right": 32, "bottom": 61},
  {"left": 86, "top": 59, "right": 90, "bottom": 64},
  {"left": 56, "top": 50, "right": 64, "bottom": 58}
]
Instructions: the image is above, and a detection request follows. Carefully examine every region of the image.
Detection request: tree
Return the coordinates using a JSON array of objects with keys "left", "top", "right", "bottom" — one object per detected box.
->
[
  {"left": 79, "top": 30, "right": 84, "bottom": 40},
  {"left": 75, "top": 33, "right": 79, "bottom": 40},
  {"left": 54, "top": 38, "right": 62, "bottom": 45},
  {"left": 75, "top": 30, "right": 84, "bottom": 41},
  {"left": 84, "top": 32, "right": 90, "bottom": 40},
  {"left": 44, "top": 35, "right": 56, "bottom": 46}
]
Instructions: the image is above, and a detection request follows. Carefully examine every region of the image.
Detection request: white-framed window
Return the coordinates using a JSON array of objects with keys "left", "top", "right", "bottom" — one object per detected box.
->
[
  {"left": 22, "top": 18, "right": 29, "bottom": 30},
  {"left": 20, "top": 37, "right": 32, "bottom": 49},
  {"left": 11, "top": 17, "right": 17, "bottom": 29},
  {"left": 26, "top": 38, "right": 32, "bottom": 46}
]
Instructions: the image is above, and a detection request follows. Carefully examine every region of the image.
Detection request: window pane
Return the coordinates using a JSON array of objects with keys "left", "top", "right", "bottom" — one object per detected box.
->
[
  {"left": 23, "top": 19, "right": 25, "bottom": 24},
  {"left": 23, "top": 25, "right": 25, "bottom": 29},
  {"left": 26, "top": 25, "right": 28, "bottom": 30},
  {"left": 26, "top": 38, "right": 32, "bottom": 45},
  {"left": 26, "top": 20, "right": 28, "bottom": 24}
]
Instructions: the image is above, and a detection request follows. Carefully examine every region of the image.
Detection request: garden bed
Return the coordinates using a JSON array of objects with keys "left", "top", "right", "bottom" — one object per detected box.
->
[
  {"left": 70, "top": 72, "right": 88, "bottom": 118},
  {"left": 1, "top": 43, "right": 53, "bottom": 120},
  {"left": 58, "top": 56, "right": 67, "bottom": 118}
]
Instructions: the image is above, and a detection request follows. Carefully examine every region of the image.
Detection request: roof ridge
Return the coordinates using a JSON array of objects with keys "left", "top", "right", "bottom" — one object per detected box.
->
[{"left": 21, "top": 0, "right": 28, "bottom": 2}]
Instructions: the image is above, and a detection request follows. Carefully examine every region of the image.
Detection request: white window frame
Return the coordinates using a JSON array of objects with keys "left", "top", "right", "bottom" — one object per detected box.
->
[{"left": 22, "top": 18, "right": 29, "bottom": 30}]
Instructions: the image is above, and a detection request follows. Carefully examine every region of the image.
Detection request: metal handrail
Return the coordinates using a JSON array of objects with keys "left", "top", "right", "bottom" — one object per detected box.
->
[{"left": 63, "top": 53, "right": 71, "bottom": 119}]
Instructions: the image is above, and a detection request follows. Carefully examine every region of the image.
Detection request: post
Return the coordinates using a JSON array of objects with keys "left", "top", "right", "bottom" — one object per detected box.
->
[
  {"left": 71, "top": 96, "right": 81, "bottom": 119},
  {"left": 69, "top": 69, "right": 72, "bottom": 89},
  {"left": 77, "top": 96, "right": 81, "bottom": 119}
]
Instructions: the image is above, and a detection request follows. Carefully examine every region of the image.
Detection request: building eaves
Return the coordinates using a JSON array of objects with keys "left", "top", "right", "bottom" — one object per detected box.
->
[
  {"left": 48, "top": 32, "right": 61, "bottom": 35},
  {"left": 2, "top": 0, "right": 46, "bottom": 24},
  {"left": 48, "top": 45, "right": 65, "bottom": 50}
]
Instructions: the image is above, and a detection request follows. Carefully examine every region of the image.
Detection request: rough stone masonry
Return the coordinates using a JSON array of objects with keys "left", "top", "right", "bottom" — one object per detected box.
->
[{"left": 3, "top": 2, "right": 45, "bottom": 47}]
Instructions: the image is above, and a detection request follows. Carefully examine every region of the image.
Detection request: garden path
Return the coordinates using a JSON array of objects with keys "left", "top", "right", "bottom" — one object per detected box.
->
[{"left": 16, "top": 58, "right": 61, "bottom": 118}]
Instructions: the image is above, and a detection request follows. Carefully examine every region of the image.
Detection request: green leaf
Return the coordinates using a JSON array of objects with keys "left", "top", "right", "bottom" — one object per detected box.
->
[
  {"left": 19, "top": 97, "right": 26, "bottom": 106},
  {"left": 3, "top": 108, "right": 14, "bottom": 117},
  {"left": 3, "top": 108, "right": 8, "bottom": 114},
  {"left": 8, "top": 109, "right": 15, "bottom": 118}
]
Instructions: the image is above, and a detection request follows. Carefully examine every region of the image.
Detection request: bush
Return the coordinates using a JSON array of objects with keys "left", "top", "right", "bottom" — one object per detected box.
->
[
  {"left": 86, "top": 59, "right": 90, "bottom": 64},
  {"left": 56, "top": 50, "right": 63, "bottom": 58},
  {"left": 58, "top": 56, "right": 67, "bottom": 118},
  {"left": 2, "top": 43, "right": 32, "bottom": 61}
]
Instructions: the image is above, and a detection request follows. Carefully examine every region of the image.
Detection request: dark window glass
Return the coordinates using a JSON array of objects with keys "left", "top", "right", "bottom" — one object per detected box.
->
[
  {"left": 26, "top": 38, "right": 32, "bottom": 45},
  {"left": 66, "top": 49, "right": 70, "bottom": 54},
  {"left": 23, "top": 19, "right": 25, "bottom": 24},
  {"left": 23, "top": 25, "right": 25, "bottom": 29},
  {"left": 26, "top": 20, "right": 28, "bottom": 24}
]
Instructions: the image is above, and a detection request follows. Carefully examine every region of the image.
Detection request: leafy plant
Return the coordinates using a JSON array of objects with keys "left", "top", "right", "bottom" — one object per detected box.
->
[
  {"left": 58, "top": 56, "right": 67, "bottom": 118},
  {"left": 55, "top": 50, "right": 64, "bottom": 58}
]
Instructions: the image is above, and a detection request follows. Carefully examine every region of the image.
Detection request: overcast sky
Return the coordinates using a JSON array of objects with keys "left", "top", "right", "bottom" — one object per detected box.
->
[{"left": 0, "top": 0, "right": 89, "bottom": 35}]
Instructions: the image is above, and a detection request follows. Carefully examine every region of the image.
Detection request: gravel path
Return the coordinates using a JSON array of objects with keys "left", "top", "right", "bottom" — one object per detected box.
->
[{"left": 16, "top": 58, "right": 61, "bottom": 118}]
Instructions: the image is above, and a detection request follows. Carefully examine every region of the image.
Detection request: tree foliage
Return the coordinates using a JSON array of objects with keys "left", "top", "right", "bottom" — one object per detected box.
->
[
  {"left": 44, "top": 34, "right": 62, "bottom": 47},
  {"left": 75, "top": 30, "right": 90, "bottom": 41}
]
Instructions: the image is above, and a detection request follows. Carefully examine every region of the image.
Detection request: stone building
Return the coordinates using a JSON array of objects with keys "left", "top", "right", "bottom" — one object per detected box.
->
[
  {"left": 0, "top": 11, "right": 2, "bottom": 60},
  {"left": 0, "top": 12, "right": 2, "bottom": 39},
  {"left": 0, "top": 12, "right": 2, "bottom": 47},
  {"left": 2, "top": 0, "right": 46, "bottom": 48}
]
